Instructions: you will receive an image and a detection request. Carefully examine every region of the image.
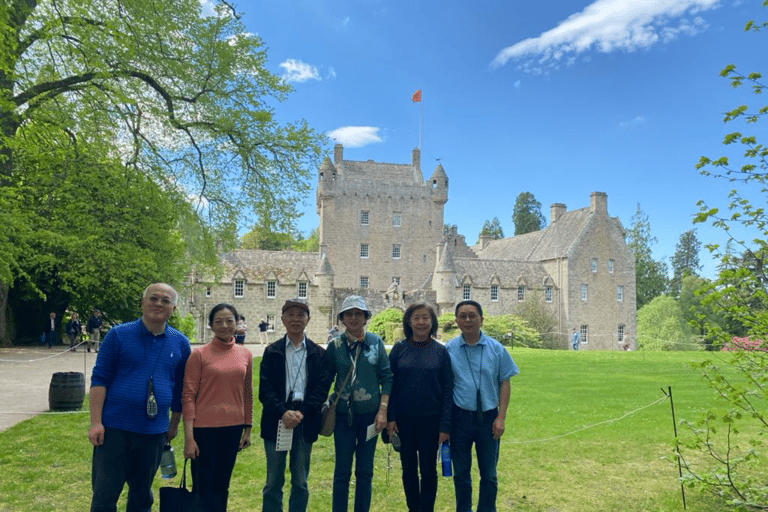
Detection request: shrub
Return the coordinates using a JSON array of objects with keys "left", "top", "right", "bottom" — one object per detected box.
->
[
  {"left": 169, "top": 312, "right": 197, "bottom": 344},
  {"left": 368, "top": 308, "right": 404, "bottom": 344}
]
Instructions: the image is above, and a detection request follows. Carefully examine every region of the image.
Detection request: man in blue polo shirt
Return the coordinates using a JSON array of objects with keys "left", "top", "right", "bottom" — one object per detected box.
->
[
  {"left": 88, "top": 283, "right": 191, "bottom": 512},
  {"left": 446, "top": 300, "right": 519, "bottom": 512}
]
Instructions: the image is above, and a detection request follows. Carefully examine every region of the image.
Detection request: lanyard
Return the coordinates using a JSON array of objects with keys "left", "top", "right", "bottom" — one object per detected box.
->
[
  {"left": 286, "top": 342, "right": 307, "bottom": 401},
  {"left": 463, "top": 341, "right": 485, "bottom": 424}
]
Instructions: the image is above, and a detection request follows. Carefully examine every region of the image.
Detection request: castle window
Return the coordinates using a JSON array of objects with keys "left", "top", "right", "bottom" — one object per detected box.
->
[
  {"left": 205, "top": 287, "right": 211, "bottom": 298},
  {"left": 545, "top": 286, "right": 553, "bottom": 303},
  {"left": 423, "top": 255, "right": 427, "bottom": 263},
  {"left": 462, "top": 284, "right": 471, "bottom": 300},
  {"left": 517, "top": 286, "right": 525, "bottom": 301},
  {"left": 360, "top": 276, "right": 369, "bottom": 289},
  {"left": 581, "top": 284, "right": 588, "bottom": 301},
  {"left": 360, "top": 210, "right": 369, "bottom": 225},
  {"left": 266, "top": 315, "right": 275, "bottom": 332},
  {"left": 297, "top": 281, "right": 308, "bottom": 299},
  {"left": 580, "top": 325, "right": 589, "bottom": 344},
  {"left": 393, "top": 212, "right": 401, "bottom": 227},
  {"left": 267, "top": 280, "right": 276, "bottom": 299},
  {"left": 490, "top": 285, "right": 499, "bottom": 302},
  {"left": 233, "top": 279, "right": 244, "bottom": 298},
  {"left": 608, "top": 259, "right": 614, "bottom": 273},
  {"left": 618, "top": 324, "right": 625, "bottom": 343},
  {"left": 360, "top": 244, "right": 369, "bottom": 259},
  {"left": 617, "top": 285, "right": 624, "bottom": 302},
  {"left": 392, "top": 244, "right": 401, "bottom": 259},
  {"left": 591, "top": 258, "right": 598, "bottom": 272}
]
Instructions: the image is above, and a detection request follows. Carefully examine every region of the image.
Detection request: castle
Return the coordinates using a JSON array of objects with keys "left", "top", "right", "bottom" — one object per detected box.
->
[{"left": 181, "top": 145, "right": 636, "bottom": 350}]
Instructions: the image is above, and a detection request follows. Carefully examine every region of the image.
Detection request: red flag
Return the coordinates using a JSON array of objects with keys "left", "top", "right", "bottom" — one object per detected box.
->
[{"left": 412, "top": 89, "right": 422, "bottom": 102}]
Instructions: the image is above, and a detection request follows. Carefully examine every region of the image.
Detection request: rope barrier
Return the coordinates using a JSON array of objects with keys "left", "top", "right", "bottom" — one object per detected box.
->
[
  {"left": 0, "top": 341, "right": 91, "bottom": 363},
  {"left": 505, "top": 395, "right": 669, "bottom": 445}
]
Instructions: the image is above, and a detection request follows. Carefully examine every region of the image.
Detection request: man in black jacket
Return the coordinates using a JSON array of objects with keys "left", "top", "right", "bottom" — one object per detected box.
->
[{"left": 259, "top": 298, "right": 333, "bottom": 512}]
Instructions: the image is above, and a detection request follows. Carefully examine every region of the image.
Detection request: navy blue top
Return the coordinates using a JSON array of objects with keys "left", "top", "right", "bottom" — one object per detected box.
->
[
  {"left": 91, "top": 319, "right": 191, "bottom": 434},
  {"left": 388, "top": 339, "right": 453, "bottom": 434}
]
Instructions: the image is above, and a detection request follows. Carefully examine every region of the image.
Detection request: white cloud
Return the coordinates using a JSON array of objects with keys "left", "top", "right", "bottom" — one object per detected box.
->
[
  {"left": 619, "top": 115, "right": 646, "bottom": 127},
  {"left": 327, "top": 126, "right": 384, "bottom": 148},
  {"left": 514, "top": 80, "right": 521, "bottom": 88},
  {"left": 343, "top": 16, "right": 351, "bottom": 27},
  {"left": 280, "top": 59, "right": 322, "bottom": 83},
  {"left": 490, "top": 0, "right": 720, "bottom": 73}
]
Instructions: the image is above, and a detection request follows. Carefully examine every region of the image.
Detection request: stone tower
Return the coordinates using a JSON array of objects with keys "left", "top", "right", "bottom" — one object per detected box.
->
[{"left": 316, "top": 144, "right": 448, "bottom": 292}]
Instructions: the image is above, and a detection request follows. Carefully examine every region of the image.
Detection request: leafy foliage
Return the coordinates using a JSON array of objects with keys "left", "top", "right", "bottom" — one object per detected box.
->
[
  {"left": 636, "top": 295, "right": 698, "bottom": 351},
  {"left": 169, "top": 312, "right": 198, "bottom": 344},
  {"left": 512, "top": 192, "right": 546, "bottom": 235},
  {"left": 680, "top": 3, "right": 768, "bottom": 508},
  {"left": 513, "top": 291, "right": 562, "bottom": 349},
  {"left": 437, "top": 312, "right": 541, "bottom": 348},
  {"left": 367, "top": 308, "right": 404, "bottom": 343}
]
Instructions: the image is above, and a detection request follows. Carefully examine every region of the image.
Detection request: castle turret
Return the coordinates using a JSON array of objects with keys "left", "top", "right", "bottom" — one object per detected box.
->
[
  {"left": 434, "top": 242, "right": 457, "bottom": 315},
  {"left": 430, "top": 163, "right": 448, "bottom": 205},
  {"left": 314, "top": 246, "right": 335, "bottom": 329}
]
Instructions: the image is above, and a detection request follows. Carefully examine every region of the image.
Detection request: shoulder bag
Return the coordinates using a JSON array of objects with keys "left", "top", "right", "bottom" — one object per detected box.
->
[{"left": 319, "top": 343, "right": 360, "bottom": 436}]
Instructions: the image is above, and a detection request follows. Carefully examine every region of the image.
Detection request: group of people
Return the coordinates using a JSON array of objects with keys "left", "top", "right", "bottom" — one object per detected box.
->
[
  {"left": 43, "top": 309, "right": 103, "bottom": 351},
  {"left": 86, "top": 282, "right": 519, "bottom": 512},
  {"left": 233, "top": 315, "right": 271, "bottom": 345}
]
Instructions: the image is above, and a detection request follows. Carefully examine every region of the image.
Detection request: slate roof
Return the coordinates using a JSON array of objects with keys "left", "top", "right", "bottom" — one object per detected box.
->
[
  {"left": 474, "top": 207, "right": 592, "bottom": 262},
  {"left": 453, "top": 258, "right": 550, "bottom": 288},
  {"left": 216, "top": 250, "right": 321, "bottom": 283}
]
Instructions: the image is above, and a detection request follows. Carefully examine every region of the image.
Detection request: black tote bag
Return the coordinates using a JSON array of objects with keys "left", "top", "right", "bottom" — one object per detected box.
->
[{"left": 159, "top": 459, "right": 207, "bottom": 512}]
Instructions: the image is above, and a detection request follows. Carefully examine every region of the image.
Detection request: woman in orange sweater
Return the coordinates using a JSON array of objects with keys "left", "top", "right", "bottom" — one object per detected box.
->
[{"left": 182, "top": 303, "right": 253, "bottom": 512}]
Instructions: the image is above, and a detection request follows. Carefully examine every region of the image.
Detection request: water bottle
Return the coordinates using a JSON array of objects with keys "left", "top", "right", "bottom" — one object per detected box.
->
[
  {"left": 160, "top": 444, "right": 177, "bottom": 479},
  {"left": 440, "top": 442, "right": 452, "bottom": 477}
]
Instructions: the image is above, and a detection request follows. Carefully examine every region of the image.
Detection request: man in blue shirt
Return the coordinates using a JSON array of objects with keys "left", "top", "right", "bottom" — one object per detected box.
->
[
  {"left": 88, "top": 283, "right": 191, "bottom": 512},
  {"left": 446, "top": 300, "right": 519, "bottom": 512},
  {"left": 572, "top": 328, "right": 580, "bottom": 350}
]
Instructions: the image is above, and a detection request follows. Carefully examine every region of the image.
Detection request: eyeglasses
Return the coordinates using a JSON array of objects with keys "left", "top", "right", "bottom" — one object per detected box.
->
[{"left": 147, "top": 296, "right": 174, "bottom": 306}]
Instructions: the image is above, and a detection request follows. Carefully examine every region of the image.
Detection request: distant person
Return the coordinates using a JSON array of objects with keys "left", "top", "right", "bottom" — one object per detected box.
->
[
  {"left": 235, "top": 314, "right": 247, "bottom": 345},
  {"left": 88, "top": 283, "right": 191, "bottom": 512},
  {"left": 259, "top": 299, "right": 332, "bottom": 512},
  {"left": 183, "top": 303, "right": 253, "bottom": 512},
  {"left": 44, "top": 312, "right": 59, "bottom": 349},
  {"left": 86, "top": 310, "right": 103, "bottom": 353},
  {"left": 446, "top": 300, "right": 519, "bottom": 512},
  {"left": 259, "top": 318, "right": 269, "bottom": 345},
  {"left": 571, "top": 328, "right": 580, "bottom": 351},
  {"left": 66, "top": 312, "right": 82, "bottom": 352},
  {"left": 622, "top": 332, "right": 631, "bottom": 351},
  {"left": 323, "top": 295, "right": 393, "bottom": 512},
  {"left": 387, "top": 303, "right": 453, "bottom": 512}
]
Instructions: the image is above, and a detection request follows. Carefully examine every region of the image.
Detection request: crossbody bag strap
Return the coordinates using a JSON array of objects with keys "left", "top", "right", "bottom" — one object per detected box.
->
[{"left": 330, "top": 343, "right": 361, "bottom": 408}]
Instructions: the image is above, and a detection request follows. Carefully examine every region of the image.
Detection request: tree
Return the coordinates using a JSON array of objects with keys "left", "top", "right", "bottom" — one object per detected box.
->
[
  {"left": 512, "top": 192, "right": 546, "bottom": 235},
  {"left": 625, "top": 204, "right": 669, "bottom": 308},
  {"left": 679, "top": 4, "right": 768, "bottom": 508},
  {"left": 635, "top": 295, "right": 697, "bottom": 350},
  {"left": 513, "top": 291, "right": 561, "bottom": 349},
  {"left": 477, "top": 217, "right": 504, "bottom": 243},
  {"left": 0, "top": 0, "right": 324, "bottom": 343},
  {"left": 670, "top": 229, "right": 702, "bottom": 297},
  {"left": 292, "top": 228, "right": 319, "bottom": 252}
]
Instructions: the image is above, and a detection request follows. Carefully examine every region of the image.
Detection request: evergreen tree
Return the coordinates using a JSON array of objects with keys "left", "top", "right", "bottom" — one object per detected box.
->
[
  {"left": 477, "top": 217, "right": 504, "bottom": 243},
  {"left": 512, "top": 192, "right": 546, "bottom": 235},
  {"left": 670, "top": 229, "right": 702, "bottom": 297},
  {"left": 625, "top": 204, "right": 669, "bottom": 308}
]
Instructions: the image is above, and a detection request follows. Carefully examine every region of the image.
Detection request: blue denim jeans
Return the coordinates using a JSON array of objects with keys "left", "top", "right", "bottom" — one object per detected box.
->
[
  {"left": 263, "top": 424, "right": 313, "bottom": 512},
  {"left": 451, "top": 406, "right": 500, "bottom": 512},
  {"left": 332, "top": 411, "right": 378, "bottom": 512}
]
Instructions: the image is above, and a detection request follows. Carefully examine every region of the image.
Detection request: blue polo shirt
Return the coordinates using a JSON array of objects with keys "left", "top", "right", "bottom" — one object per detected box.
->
[
  {"left": 445, "top": 331, "right": 519, "bottom": 412},
  {"left": 91, "top": 319, "right": 191, "bottom": 434}
]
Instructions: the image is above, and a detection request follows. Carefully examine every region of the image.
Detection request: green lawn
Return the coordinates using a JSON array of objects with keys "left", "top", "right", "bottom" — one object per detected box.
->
[{"left": 0, "top": 348, "right": 748, "bottom": 511}]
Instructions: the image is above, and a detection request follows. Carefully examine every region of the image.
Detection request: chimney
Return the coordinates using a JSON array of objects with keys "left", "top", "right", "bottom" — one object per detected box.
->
[
  {"left": 550, "top": 203, "right": 566, "bottom": 223},
  {"left": 412, "top": 148, "right": 421, "bottom": 171},
  {"left": 334, "top": 144, "right": 343, "bottom": 166},
  {"left": 479, "top": 235, "right": 493, "bottom": 249},
  {"left": 590, "top": 192, "right": 607, "bottom": 214}
]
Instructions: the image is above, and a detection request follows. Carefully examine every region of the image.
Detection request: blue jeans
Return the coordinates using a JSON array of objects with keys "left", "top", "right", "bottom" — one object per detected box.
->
[
  {"left": 332, "top": 411, "right": 378, "bottom": 512},
  {"left": 90, "top": 427, "right": 165, "bottom": 512},
  {"left": 263, "top": 424, "right": 313, "bottom": 512},
  {"left": 451, "top": 406, "right": 500, "bottom": 512}
]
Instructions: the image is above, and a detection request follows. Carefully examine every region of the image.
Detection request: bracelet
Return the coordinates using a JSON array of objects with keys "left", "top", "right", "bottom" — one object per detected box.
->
[{"left": 380, "top": 402, "right": 388, "bottom": 408}]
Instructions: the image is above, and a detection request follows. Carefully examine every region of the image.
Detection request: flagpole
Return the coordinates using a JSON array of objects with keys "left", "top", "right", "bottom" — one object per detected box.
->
[{"left": 418, "top": 85, "right": 422, "bottom": 151}]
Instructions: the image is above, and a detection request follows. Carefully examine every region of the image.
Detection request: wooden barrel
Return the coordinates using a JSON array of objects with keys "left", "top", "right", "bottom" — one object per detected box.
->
[{"left": 49, "top": 372, "right": 85, "bottom": 411}]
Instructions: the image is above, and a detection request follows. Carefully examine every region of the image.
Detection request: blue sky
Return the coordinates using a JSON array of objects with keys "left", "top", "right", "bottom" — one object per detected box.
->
[{"left": 214, "top": 0, "right": 766, "bottom": 279}]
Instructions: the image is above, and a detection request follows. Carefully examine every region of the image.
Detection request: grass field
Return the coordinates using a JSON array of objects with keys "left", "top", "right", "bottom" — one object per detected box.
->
[{"left": 0, "top": 348, "right": 750, "bottom": 511}]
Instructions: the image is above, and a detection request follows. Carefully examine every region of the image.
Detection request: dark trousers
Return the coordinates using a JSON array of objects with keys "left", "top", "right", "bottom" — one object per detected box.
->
[
  {"left": 90, "top": 427, "right": 166, "bottom": 512},
  {"left": 45, "top": 331, "right": 56, "bottom": 348},
  {"left": 332, "top": 411, "right": 378, "bottom": 512},
  {"left": 191, "top": 425, "right": 244, "bottom": 512},
  {"left": 451, "top": 406, "right": 500, "bottom": 512},
  {"left": 397, "top": 413, "right": 440, "bottom": 512}
]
